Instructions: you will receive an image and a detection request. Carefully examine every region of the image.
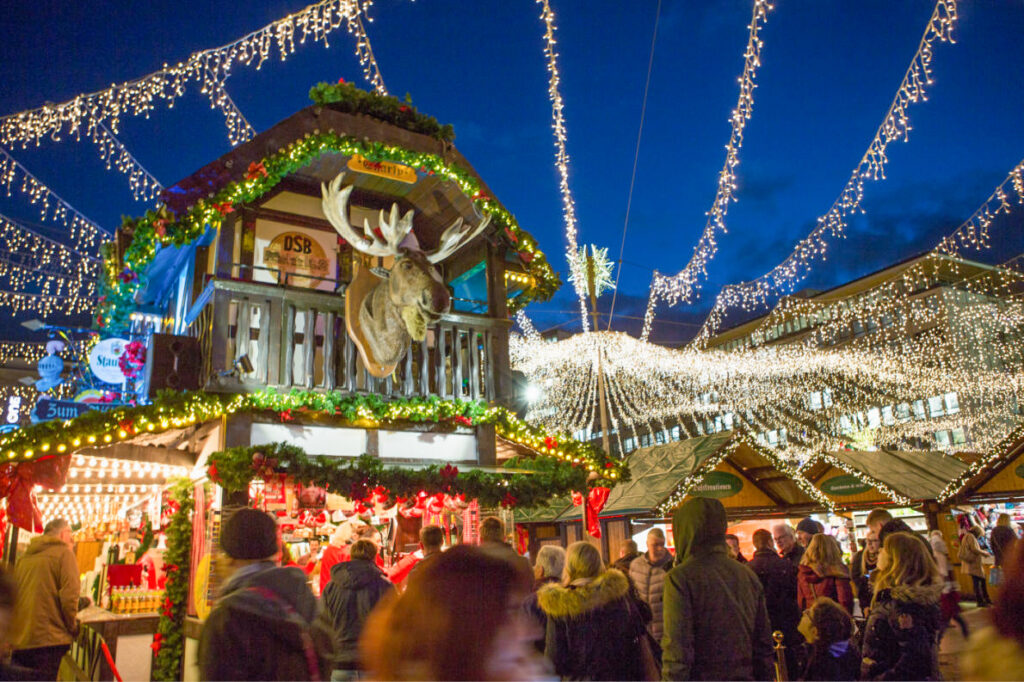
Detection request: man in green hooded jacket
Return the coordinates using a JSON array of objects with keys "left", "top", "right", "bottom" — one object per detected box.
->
[{"left": 661, "top": 498, "right": 773, "bottom": 680}]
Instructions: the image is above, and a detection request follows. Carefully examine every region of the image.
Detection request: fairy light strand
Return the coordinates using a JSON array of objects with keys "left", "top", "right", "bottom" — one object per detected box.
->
[
  {"left": 536, "top": 0, "right": 590, "bottom": 332},
  {"left": 89, "top": 122, "right": 163, "bottom": 201},
  {"left": 683, "top": 0, "right": 958, "bottom": 346},
  {"left": 640, "top": 0, "right": 774, "bottom": 342}
]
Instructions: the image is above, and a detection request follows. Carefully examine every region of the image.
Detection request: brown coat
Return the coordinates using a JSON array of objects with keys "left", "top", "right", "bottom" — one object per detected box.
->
[
  {"left": 10, "top": 535, "right": 80, "bottom": 649},
  {"left": 958, "top": 532, "right": 987, "bottom": 578}
]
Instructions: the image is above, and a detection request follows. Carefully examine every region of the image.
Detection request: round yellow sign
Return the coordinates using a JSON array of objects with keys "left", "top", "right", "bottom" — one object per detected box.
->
[{"left": 263, "top": 231, "right": 329, "bottom": 287}]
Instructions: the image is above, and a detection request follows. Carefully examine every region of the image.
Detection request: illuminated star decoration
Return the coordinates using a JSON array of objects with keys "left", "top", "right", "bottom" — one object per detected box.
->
[{"left": 569, "top": 245, "right": 616, "bottom": 299}]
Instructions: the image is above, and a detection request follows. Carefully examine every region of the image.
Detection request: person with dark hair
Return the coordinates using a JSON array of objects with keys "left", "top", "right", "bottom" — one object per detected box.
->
[
  {"left": 629, "top": 527, "right": 673, "bottom": 644},
  {"left": 8, "top": 518, "right": 81, "bottom": 680},
  {"left": 199, "top": 508, "right": 334, "bottom": 680},
  {"left": 725, "top": 534, "right": 748, "bottom": 563},
  {"left": 662, "top": 498, "right": 773, "bottom": 680},
  {"left": 798, "top": 597, "right": 860, "bottom": 681},
  {"left": 990, "top": 513, "right": 1018, "bottom": 576},
  {"left": 321, "top": 539, "right": 393, "bottom": 680},
  {"left": 748, "top": 528, "right": 802, "bottom": 675},
  {"left": 360, "top": 545, "right": 545, "bottom": 680},
  {"left": 796, "top": 517, "right": 823, "bottom": 548},
  {"left": 961, "top": 539, "right": 1024, "bottom": 679},
  {"left": 540, "top": 542, "right": 649, "bottom": 680},
  {"left": 861, "top": 532, "right": 943, "bottom": 681},
  {"left": 478, "top": 516, "right": 532, "bottom": 581}
]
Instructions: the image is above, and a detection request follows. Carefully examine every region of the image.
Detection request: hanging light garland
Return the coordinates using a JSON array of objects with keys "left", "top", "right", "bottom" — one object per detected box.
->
[
  {"left": 641, "top": 0, "right": 774, "bottom": 341},
  {"left": 536, "top": 0, "right": 590, "bottom": 332},
  {"left": 802, "top": 451, "right": 912, "bottom": 507},
  {"left": 683, "top": 0, "right": 958, "bottom": 346},
  {"left": 88, "top": 123, "right": 164, "bottom": 201},
  {"left": 0, "top": 148, "right": 110, "bottom": 252}
]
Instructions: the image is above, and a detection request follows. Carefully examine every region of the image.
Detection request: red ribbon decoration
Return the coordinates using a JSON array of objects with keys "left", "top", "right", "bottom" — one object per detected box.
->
[{"left": 571, "top": 486, "right": 611, "bottom": 538}]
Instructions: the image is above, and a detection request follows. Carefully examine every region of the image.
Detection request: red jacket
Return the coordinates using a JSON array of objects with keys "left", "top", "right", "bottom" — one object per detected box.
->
[
  {"left": 797, "top": 563, "right": 854, "bottom": 613},
  {"left": 319, "top": 544, "right": 350, "bottom": 592}
]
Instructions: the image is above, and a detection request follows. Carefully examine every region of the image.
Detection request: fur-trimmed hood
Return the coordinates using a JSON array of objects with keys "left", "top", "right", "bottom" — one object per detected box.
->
[
  {"left": 537, "top": 569, "right": 630, "bottom": 619},
  {"left": 878, "top": 582, "right": 943, "bottom": 606}
]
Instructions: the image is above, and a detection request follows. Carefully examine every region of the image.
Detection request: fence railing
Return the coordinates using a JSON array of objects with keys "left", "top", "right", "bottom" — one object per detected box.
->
[{"left": 184, "top": 278, "right": 508, "bottom": 401}]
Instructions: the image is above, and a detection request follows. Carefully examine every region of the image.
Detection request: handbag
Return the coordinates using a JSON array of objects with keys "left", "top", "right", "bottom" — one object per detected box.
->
[
  {"left": 989, "top": 565, "right": 1003, "bottom": 587},
  {"left": 627, "top": 596, "right": 661, "bottom": 681}
]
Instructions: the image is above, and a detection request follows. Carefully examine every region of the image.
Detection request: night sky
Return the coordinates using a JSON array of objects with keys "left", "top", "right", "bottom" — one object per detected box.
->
[{"left": 1, "top": 0, "right": 1023, "bottom": 342}]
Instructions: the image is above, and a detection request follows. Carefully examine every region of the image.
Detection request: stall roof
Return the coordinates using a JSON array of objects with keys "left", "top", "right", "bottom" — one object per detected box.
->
[
  {"left": 939, "top": 426, "right": 1024, "bottom": 504},
  {"left": 514, "top": 496, "right": 573, "bottom": 524},
  {"left": 591, "top": 432, "right": 827, "bottom": 519},
  {"left": 804, "top": 448, "right": 969, "bottom": 505}
]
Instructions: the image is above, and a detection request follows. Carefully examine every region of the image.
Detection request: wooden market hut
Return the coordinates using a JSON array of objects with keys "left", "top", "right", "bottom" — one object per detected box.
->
[
  {"left": 802, "top": 448, "right": 969, "bottom": 520},
  {"left": 940, "top": 427, "right": 1024, "bottom": 505},
  {"left": 525, "top": 432, "right": 831, "bottom": 561}
]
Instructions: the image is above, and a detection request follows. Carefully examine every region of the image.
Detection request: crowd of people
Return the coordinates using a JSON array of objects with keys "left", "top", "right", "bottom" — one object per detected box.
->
[{"left": 0, "top": 505, "right": 1022, "bottom": 681}]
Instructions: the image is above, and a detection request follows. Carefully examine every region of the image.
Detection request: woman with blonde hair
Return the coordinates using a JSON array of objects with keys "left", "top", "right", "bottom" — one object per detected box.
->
[
  {"left": 797, "top": 533, "right": 854, "bottom": 613},
  {"left": 861, "top": 532, "right": 943, "bottom": 680},
  {"left": 538, "top": 541, "right": 649, "bottom": 680}
]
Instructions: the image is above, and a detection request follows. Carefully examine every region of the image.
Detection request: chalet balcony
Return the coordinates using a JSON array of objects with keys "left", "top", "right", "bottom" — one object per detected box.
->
[{"left": 182, "top": 276, "right": 509, "bottom": 401}]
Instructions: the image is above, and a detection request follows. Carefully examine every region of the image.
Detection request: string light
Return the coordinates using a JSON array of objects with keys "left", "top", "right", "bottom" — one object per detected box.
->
[
  {"left": 0, "top": 148, "right": 109, "bottom": 251},
  {"left": 654, "top": 0, "right": 959, "bottom": 344},
  {"left": 0, "top": 0, "right": 383, "bottom": 150},
  {"left": 536, "top": 0, "right": 590, "bottom": 332},
  {"left": 204, "top": 81, "right": 256, "bottom": 147},
  {"left": 88, "top": 122, "right": 163, "bottom": 201},
  {"left": 641, "top": 0, "right": 774, "bottom": 340}
]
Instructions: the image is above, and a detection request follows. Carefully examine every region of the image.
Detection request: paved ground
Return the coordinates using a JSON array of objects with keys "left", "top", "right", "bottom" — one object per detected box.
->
[{"left": 938, "top": 603, "right": 991, "bottom": 680}]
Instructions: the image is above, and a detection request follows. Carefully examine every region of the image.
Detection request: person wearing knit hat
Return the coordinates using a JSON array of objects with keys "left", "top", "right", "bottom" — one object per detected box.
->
[
  {"left": 199, "top": 508, "right": 335, "bottom": 680},
  {"left": 795, "top": 517, "right": 823, "bottom": 548}
]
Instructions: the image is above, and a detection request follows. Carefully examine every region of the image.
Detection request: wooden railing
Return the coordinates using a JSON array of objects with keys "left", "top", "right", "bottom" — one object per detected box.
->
[{"left": 184, "top": 278, "right": 509, "bottom": 401}]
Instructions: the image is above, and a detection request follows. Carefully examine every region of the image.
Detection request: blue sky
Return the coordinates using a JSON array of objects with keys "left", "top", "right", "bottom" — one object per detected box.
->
[{"left": 1, "top": 0, "right": 1022, "bottom": 341}]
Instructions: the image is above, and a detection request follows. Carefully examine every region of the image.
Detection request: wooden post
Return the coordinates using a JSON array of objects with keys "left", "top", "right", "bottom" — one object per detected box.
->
[{"left": 586, "top": 249, "right": 612, "bottom": 456}]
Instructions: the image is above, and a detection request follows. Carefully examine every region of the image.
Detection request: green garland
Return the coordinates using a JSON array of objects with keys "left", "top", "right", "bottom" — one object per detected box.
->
[
  {"left": 152, "top": 478, "right": 193, "bottom": 681},
  {"left": 98, "top": 103, "right": 559, "bottom": 331},
  {"left": 309, "top": 81, "right": 454, "bottom": 142},
  {"left": 208, "top": 442, "right": 590, "bottom": 509},
  {"left": 0, "top": 389, "right": 628, "bottom": 483}
]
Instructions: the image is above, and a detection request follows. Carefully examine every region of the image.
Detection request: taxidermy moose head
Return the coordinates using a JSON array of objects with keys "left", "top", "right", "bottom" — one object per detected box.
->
[{"left": 321, "top": 173, "right": 490, "bottom": 377}]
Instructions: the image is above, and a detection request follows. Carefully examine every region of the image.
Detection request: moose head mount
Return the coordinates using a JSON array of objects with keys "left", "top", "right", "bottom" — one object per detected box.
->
[{"left": 321, "top": 172, "right": 491, "bottom": 378}]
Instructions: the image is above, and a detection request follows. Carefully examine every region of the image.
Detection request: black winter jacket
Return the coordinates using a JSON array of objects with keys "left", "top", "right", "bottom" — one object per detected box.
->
[
  {"left": 861, "top": 583, "right": 943, "bottom": 681},
  {"left": 538, "top": 569, "right": 647, "bottom": 680},
  {"left": 747, "top": 548, "right": 801, "bottom": 645},
  {"left": 321, "top": 559, "right": 394, "bottom": 669},
  {"left": 199, "top": 562, "right": 335, "bottom": 681}
]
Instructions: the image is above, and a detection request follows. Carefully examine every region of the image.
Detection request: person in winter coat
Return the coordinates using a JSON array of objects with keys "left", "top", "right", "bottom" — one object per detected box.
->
[
  {"left": 850, "top": 530, "right": 879, "bottom": 614},
  {"left": 614, "top": 540, "right": 642, "bottom": 575},
  {"left": 525, "top": 545, "right": 566, "bottom": 653},
  {"left": 747, "top": 529, "right": 802, "bottom": 675},
  {"left": 199, "top": 508, "right": 335, "bottom": 681},
  {"left": 797, "top": 533, "right": 854, "bottom": 614},
  {"left": 8, "top": 519, "right": 81, "bottom": 680},
  {"left": 320, "top": 539, "right": 394, "bottom": 679},
  {"left": 990, "top": 513, "right": 1019, "bottom": 571},
  {"left": 662, "top": 498, "right": 774, "bottom": 681},
  {"left": 960, "top": 539, "right": 1024, "bottom": 681},
  {"left": 725, "top": 534, "right": 748, "bottom": 563},
  {"left": 861, "top": 531, "right": 943, "bottom": 681},
  {"left": 959, "top": 525, "right": 993, "bottom": 607},
  {"left": 773, "top": 523, "right": 805, "bottom": 567},
  {"left": 539, "top": 542, "right": 648, "bottom": 681},
  {"left": 629, "top": 527, "right": 673, "bottom": 643},
  {"left": 928, "top": 530, "right": 968, "bottom": 641},
  {"left": 797, "top": 597, "right": 860, "bottom": 681}
]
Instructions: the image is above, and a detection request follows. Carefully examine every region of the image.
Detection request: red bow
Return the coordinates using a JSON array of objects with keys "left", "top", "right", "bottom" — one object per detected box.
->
[
  {"left": 570, "top": 487, "right": 611, "bottom": 538},
  {"left": 0, "top": 456, "right": 71, "bottom": 532},
  {"left": 213, "top": 202, "right": 234, "bottom": 216},
  {"left": 245, "top": 161, "right": 268, "bottom": 180}
]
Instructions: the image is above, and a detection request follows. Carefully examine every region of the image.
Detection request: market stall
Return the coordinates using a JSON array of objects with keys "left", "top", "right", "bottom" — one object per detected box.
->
[{"left": 555, "top": 431, "right": 834, "bottom": 560}]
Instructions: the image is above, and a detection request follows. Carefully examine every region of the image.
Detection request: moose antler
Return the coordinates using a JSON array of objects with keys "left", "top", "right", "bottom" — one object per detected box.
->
[
  {"left": 425, "top": 214, "right": 492, "bottom": 264},
  {"left": 322, "top": 172, "right": 491, "bottom": 262},
  {"left": 322, "top": 173, "right": 414, "bottom": 257}
]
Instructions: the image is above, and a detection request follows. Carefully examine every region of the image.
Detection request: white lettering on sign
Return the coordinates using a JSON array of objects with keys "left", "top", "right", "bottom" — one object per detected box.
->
[
  {"left": 5, "top": 396, "right": 22, "bottom": 423},
  {"left": 88, "top": 338, "right": 128, "bottom": 384}
]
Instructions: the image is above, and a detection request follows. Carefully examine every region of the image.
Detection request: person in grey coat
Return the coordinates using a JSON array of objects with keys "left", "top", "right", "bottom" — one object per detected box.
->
[{"left": 661, "top": 498, "right": 773, "bottom": 681}]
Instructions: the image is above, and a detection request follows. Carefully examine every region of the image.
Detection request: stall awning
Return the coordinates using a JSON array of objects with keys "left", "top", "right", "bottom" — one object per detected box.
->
[{"left": 804, "top": 448, "right": 969, "bottom": 507}]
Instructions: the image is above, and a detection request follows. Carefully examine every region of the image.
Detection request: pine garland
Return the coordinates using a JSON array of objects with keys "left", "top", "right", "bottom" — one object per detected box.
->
[
  {"left": 207, "top": 442, "right": 591, "bottom": 509},
  {"left": 152, "top": 478, "right": 194, "bottom": 681}
]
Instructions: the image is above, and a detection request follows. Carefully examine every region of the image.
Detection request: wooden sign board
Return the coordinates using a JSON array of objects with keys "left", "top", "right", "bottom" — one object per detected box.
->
[
  {"left": 817, "top": 468, "right": 889, "bottom": 506},
  {"left": 347, "top": 154, "right": 417, "bottom": 184},
  {"left": 686, "top": 460, "right": 777, "bottom": 509}
]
